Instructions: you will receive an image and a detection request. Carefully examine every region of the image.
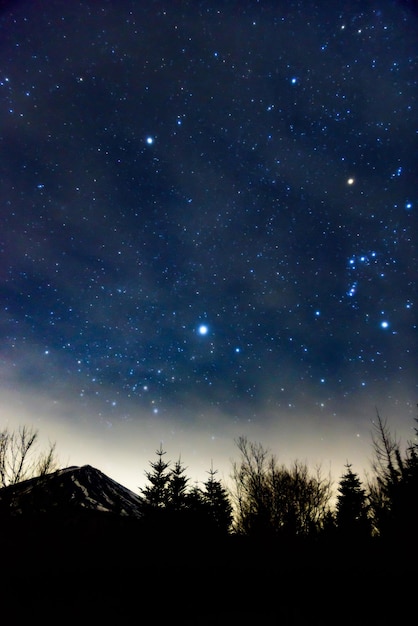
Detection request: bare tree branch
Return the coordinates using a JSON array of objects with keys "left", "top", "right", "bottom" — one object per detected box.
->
[{"left": 0, "top": 425, "right": 59, "bottom": 487}]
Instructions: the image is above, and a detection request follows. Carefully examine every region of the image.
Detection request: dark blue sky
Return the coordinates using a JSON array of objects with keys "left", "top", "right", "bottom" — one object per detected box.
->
[{"left": 0, "top": 0, "right": 416, "bottom": 491}]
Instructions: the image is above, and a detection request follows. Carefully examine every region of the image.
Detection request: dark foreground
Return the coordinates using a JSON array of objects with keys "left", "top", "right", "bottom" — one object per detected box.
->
[{"left": 0, "top": 513, "right": 409, "bottom": 625}]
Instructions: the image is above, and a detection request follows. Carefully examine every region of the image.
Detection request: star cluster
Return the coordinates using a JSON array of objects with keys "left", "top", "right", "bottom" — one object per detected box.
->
[{"left": 0, "top": 1, "right": 416, "bottom": 458}]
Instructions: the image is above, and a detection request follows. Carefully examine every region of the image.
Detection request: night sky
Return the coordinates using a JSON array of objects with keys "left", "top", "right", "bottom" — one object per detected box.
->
[{"left": 0, "top": 0, "right": 416, "bottom": 493}]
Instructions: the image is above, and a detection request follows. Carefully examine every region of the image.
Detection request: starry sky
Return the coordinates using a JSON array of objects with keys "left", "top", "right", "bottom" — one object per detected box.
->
[{"left": 0, "top": 0, "right": 416, "bottom": 493}]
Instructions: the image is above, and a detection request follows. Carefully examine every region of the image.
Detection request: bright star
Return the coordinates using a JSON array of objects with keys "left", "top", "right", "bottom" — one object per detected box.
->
[
  {"left": 197, "top": 324, "right": 209, "bottom": 336},
  {"left": 347, "top": 177, "right": 355, "bottom": 185},
  {"left": 146, "top": 136, "right": 154, "bottom": 145}
]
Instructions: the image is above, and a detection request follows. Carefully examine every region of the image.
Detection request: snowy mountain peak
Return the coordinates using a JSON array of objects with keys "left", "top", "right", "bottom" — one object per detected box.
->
[{"left": 0, "top": 464, "right": 143, "bottom": 518}]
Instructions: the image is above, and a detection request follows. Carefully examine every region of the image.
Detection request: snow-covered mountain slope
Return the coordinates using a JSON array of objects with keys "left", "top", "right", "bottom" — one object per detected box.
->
[{"left": 0, "top": 464, "right": 142, "bottom": 518}]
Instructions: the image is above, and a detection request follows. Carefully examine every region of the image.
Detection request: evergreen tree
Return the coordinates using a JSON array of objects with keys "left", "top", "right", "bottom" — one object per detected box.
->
[
  {"left": 140, "top": 444, "right": 171, "bottom": 510},
  {"left": 336, "top": 463, "right": 371, "bottom": 540},
  {"left": 202, "top": 463, "right": 233, "bottom": 535},
  {"left": 167, "top": 456, "right": 190, "bottom": 512},
  {"left": 187, "top": 482, "right": 205, "bottom": 513}
]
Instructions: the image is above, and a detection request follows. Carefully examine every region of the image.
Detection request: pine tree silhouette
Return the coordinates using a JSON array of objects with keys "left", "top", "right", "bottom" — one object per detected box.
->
[
  {"left": 167, "top": 456, "right": 189, "bottom": 512},
  {"left": 202, "top": 462, "right": 233, "bottom": 535},
  {"left": 140, "top": 443, "right": 171, "bottom": 510},
  {"left": 336, "top": 463, "right": 371, "bottom": 540}
]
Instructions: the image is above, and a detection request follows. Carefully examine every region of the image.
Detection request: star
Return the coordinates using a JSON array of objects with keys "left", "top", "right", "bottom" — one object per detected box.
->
[{"left": 0, "top": 0, "right": 415, "bottom": 503}]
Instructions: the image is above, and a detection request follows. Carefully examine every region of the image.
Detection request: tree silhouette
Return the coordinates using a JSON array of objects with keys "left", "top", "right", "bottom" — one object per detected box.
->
[
  {"left": 139, "top": 443, "right": 171, "bottom": 510},
  {"left": 336, "top": 463, "right": 371, "bottom": 540},
  {"left": 367, "top": 411, "right": 405, "bottom": 538},
  {"left": 0, "top": 425, "right": 59, "bottom": 487},
  {"left": 138, "top": 446, "right": 234, "bottom": 545},
  {"left": 167, "top": 456, "right": 190, "bottom": 512},
  {"left": 202, "top": 463, "right": 233, "bottom": 535},
  {"left": 231, "top": 436, "right": 332, "bottom": 540},
  {"left": 230, "top": 436, "right": 271, "bottom": 537},
  {"left": 367, "top": 409, "right": 418, "bottom": 548}
]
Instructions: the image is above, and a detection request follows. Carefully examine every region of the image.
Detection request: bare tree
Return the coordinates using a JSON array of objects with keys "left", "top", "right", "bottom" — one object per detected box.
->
[
  {"left": 366, "top": 410, "right": 401, "bottom": 533},
  {"left": 230, "top": 436, "right": 333, "bottom": 538},
  {"left": 231, "top": 436, "right": 272, "bottom": 536},
  {"left": 0, "top": 425, "right": 59, "bottom": 487},
  {"left": 370, "top": 409, "right": 402, "bottom": 486}
]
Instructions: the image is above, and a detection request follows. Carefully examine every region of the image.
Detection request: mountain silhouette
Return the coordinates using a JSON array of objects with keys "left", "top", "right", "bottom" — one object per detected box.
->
[
  {"left": 0, "top": 464, "right": 146, "bottom": 580},
  {"left": 0, "top": 464, "right": 142, "bottom": 518}
]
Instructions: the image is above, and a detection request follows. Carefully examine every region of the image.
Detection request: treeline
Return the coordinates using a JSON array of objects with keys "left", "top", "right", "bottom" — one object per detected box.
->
[
  {"left": 136, "top": 445, "right": 233, "bottom": 540},
  {"left": 135, "top": 410, "right": 418, "bottom": 554},
  {"left": 1, "top": 412, "right": 415, "bottom": 622},
  {"left": 1, "top": 411, "right": 418, "bottom": 552}
]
